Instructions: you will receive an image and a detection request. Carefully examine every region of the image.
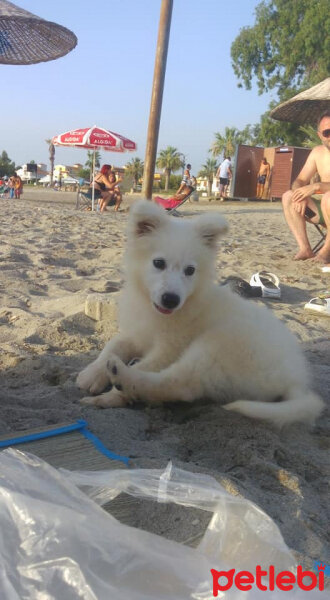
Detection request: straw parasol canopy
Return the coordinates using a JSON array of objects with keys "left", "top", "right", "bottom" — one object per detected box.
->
[
  {"left": 270, "top": 78, "right": 330, "bottom": 125},
  {"left": 0, "top": 0, "right": 77, "bottom": 65}
]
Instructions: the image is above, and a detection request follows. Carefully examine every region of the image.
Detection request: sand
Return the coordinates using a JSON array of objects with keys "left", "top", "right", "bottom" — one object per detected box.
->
[{"left": 0, "top": 187, "right": 329, "bottom": 569}]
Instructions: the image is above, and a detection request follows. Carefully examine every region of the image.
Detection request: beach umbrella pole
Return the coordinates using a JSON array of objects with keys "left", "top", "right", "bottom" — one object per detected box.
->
[
  {"left": 142, "top": 0, "right": 173, "bottom": 199},
  {"left": 92, "top": 149, "right": 95, "bottom": 211}
]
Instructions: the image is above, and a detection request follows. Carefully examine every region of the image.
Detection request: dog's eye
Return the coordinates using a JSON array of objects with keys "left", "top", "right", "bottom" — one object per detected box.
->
[
  {"left": 184, "top": 265, "right": 195, "bottom": 276},
  {"left": 153, "top": 258, "right": 166, "bottom": 270}
]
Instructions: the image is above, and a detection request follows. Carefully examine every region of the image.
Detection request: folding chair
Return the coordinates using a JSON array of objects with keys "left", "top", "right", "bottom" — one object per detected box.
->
[
  {"left": 0, "top": 185, "right": 9, "bottom": 198},
  {"left": 304, "top": 204, "right": 327, "bottom": 253},
  {"left": 76, "top": 181, "right": 94, "bottom": 211},
  {"left": 310, "top": 223, "right": 326, "bottom": 253},
  {"left": 154, "top": 187, "right": 196, "bottom": 217}
]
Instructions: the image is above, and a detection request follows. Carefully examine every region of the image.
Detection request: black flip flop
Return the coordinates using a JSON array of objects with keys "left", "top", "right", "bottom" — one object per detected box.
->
[{"left": 221, "top": 276, "right": 262, "bottom": 298}]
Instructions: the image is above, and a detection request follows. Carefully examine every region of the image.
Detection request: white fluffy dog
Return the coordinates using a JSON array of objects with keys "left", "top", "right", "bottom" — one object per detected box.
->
[{"left": 77, "top": 200, "right": 324, "bottom": 426}]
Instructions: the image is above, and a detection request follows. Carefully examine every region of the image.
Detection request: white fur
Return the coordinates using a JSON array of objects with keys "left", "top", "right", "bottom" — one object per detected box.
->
[{"left": 77, "top": 200, "right": 324, "bottom": 426}]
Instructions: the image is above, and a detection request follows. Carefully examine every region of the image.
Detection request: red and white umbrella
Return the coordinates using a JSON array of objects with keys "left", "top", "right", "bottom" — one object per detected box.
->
[{"left": 52, "top": 125, "right": 137, "bottom": 209}]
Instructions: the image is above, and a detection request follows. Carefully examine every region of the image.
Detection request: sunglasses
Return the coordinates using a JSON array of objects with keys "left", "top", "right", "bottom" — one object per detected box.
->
[{"left": 320, "top": 128, "right": 330, "bottom": 138}]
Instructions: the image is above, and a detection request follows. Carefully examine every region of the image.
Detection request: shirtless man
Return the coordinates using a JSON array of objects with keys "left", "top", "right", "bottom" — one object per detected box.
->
[
  {"left": 256, "top": 157, "right": 270, "bottom": 198},
  {"left": 282, "top": 111, "right": 330, "bottom": 266}
]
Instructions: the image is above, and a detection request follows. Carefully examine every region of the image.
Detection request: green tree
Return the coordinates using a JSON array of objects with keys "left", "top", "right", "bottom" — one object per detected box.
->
[
  {"left": 231, "top": 0, "right": 330, "bottom": 98},
  {"left": 210, "top": 126, "right": 251, "bottom": 158},
  {"left": 248, "top": 109, "right": 306, "bottom": 147},
  {"left": 156, "top": 146, "right": 182, "bottom": 191},
  {"left": 85, "top": 150, "right": 101, "bottom": 180},
  {"left": 125, "top": 157, "right": 144, "bottom": 190},
  {"left": 299, "top": 125, "right": 320, "bottom": 148},
  {"left": 0, "top": 150, "right": 15, "bottom": 177},
  {"left": 77, "top": 167, "right": 90, "bottom": 181},
  {"left": 45, "top": 139, "right": 55, "bottom": 184},
  {"left": 168, "top": 174, "right": 182, "bottom": 191},
  {"left": 198, "top": 158, "right": 218, "bottom": 196}
]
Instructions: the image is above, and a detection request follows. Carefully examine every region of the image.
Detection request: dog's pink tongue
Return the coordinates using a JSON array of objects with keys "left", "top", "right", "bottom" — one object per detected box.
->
[{"left": 154, "top": 303, "right": 173, "bottom": 315}]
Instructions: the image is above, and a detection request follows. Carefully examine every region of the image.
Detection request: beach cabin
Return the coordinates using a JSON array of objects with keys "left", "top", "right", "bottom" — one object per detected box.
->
[
  {"left": 231, "top": 144, "right": 311, "bottom": 201},
  {"left": 269, "top": 146, "right": 311, "bottom": 200}
]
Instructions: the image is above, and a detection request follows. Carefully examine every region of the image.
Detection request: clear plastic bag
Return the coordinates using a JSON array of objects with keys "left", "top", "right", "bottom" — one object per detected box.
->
[{"left": 0, "top": 449, "right": 326, "bottom": 599}]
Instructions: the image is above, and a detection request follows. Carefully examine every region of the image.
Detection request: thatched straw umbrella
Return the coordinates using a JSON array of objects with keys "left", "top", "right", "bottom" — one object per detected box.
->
[
  {"left": 270, "top": 78, "right": 330, "bottom": 125},
  {"left": 0, "top": 0, "right": 77, "bottom": 65}
]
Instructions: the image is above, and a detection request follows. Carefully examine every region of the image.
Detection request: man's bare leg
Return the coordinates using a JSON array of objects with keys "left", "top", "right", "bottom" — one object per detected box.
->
[
  {"left": 282, "top": 190, "right": 316, "bottom": 260},
  {"left": 219, "top": 183, "right": 225, "bottom": 200},
  {"left": 258, "top": 184, "right": 265, "bottom": 199},
  {"left": 314, "top": 192, "right": 330, "bottom": 264}
]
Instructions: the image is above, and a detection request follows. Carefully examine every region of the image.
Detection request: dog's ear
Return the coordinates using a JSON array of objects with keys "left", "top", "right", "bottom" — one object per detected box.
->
[
  {"left": 129, "top": 200, "right": 167, "bottom": 236},
  {"left": 194, "top": 214, "right": 228, "bottom": 248}
]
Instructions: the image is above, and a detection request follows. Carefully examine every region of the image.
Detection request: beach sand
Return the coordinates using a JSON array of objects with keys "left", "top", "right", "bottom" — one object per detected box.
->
[{"left": 0, "top": 188, "right": 329, "bottom": 568}]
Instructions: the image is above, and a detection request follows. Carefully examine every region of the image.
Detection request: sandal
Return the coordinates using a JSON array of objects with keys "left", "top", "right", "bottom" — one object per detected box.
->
[
  {"left": 250, "top": 271, "right": 281, "bottom": 299},
  {"left": 304, "top": 296, "right": 330, "bottom": 317},
  {"left": 221, "top": 276, "right": 262, "bottom": 298}
]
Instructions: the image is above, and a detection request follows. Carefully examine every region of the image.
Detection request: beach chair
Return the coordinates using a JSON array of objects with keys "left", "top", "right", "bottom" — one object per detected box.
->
[
  {"left": 310, "top": 222, "right": 326, "bottom": 253},
  {"left": 304, "top": 205, "right": 326, "bottom": 252},
  {"left": 76, "top": 180, "right": 94, "bottom": 211},
  {"left": 154, "top": 187, "right": 195, "bottom": 216},
  {"left": 0, "top": 184, "right": 9, "bottom": 198}
]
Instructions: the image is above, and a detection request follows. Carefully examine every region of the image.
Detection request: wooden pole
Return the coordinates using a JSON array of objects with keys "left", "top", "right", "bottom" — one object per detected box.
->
[{"left": 142, "top": 0, "right": 173, "bottom": 200}]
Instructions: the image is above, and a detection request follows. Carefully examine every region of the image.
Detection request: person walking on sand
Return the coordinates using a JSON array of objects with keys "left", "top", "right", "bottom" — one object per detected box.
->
[
  {"left": 216, "top": 157, "right": 232, "bottom": 200},
  {"left": 256, "top": 157, "right": 270, "bottom": 199},
  {"left": 282, "top": 111, "right": 330, "bottom": 265}
]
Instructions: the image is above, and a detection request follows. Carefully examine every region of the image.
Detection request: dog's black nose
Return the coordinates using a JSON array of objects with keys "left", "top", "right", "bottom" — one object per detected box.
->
[{"left": 161, "top": 292, "right": 180, "bottom": 309}]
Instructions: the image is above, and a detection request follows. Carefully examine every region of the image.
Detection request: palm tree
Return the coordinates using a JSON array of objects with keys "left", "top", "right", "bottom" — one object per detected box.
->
[
  {"left": 156, "top": 146, "right": 182, "bottom": 191},
  {"left": 125, "top": 157, "right": 144, "bottom": 190},
  {"left": 299, "top": 125, "right": 320, "bottom": 148},
  {"left": 210, "top": 126, "right": 249, "bottom": 159},
  {"left": 85, "top": 150, "right": 101, "bottom": 180},
  {"left": 46, "top": 139, "right": 55, "bottom": 184},
  {"left": 198, "top": 158, "right": 218, "bottom": 196}
]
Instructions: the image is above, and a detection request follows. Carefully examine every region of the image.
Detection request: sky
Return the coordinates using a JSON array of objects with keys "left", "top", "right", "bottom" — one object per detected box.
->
[{"left": 1, "top": 0, "right": 277, "bottom": 175}]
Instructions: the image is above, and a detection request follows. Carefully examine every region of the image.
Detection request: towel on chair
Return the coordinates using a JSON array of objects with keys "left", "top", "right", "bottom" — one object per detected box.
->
[{"left": 154, "top": 196, "right": 182, "bottom": 210}]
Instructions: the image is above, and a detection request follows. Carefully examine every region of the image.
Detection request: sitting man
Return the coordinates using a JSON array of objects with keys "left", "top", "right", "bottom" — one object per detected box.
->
[{"left": 282, "top": 111, "right": 330, "bottom": 265}]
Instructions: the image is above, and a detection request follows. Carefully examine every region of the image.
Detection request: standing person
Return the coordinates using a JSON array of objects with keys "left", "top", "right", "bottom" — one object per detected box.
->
[
  {"left": 176, "top": 163, "right": 193, "bottom": 195},
  {"left": 282, "top": 111, "right": 330, "bottom": 264},
  {"left": 216, "top": 157, "right": 232, "bottom": 200},
  {"left": 8, "top": 175, "right": 15, "bottom": 199},
  {"left": 14, "top": 173, "right": 23, "bottom": 199},
  {"left": 256, "top": 157, "right": 270, "bottom": 199}
]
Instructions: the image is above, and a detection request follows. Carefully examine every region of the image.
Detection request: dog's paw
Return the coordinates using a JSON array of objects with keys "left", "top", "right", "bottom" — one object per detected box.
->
[
  {"left": 80, "top": 389, "right": 130, "bottom": 408},
  {"left": 77, "top": 361, "right": 110, "bottom": 394},
  {"left": 106, "top": 355, "right": 137, "bottom": 399}
]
